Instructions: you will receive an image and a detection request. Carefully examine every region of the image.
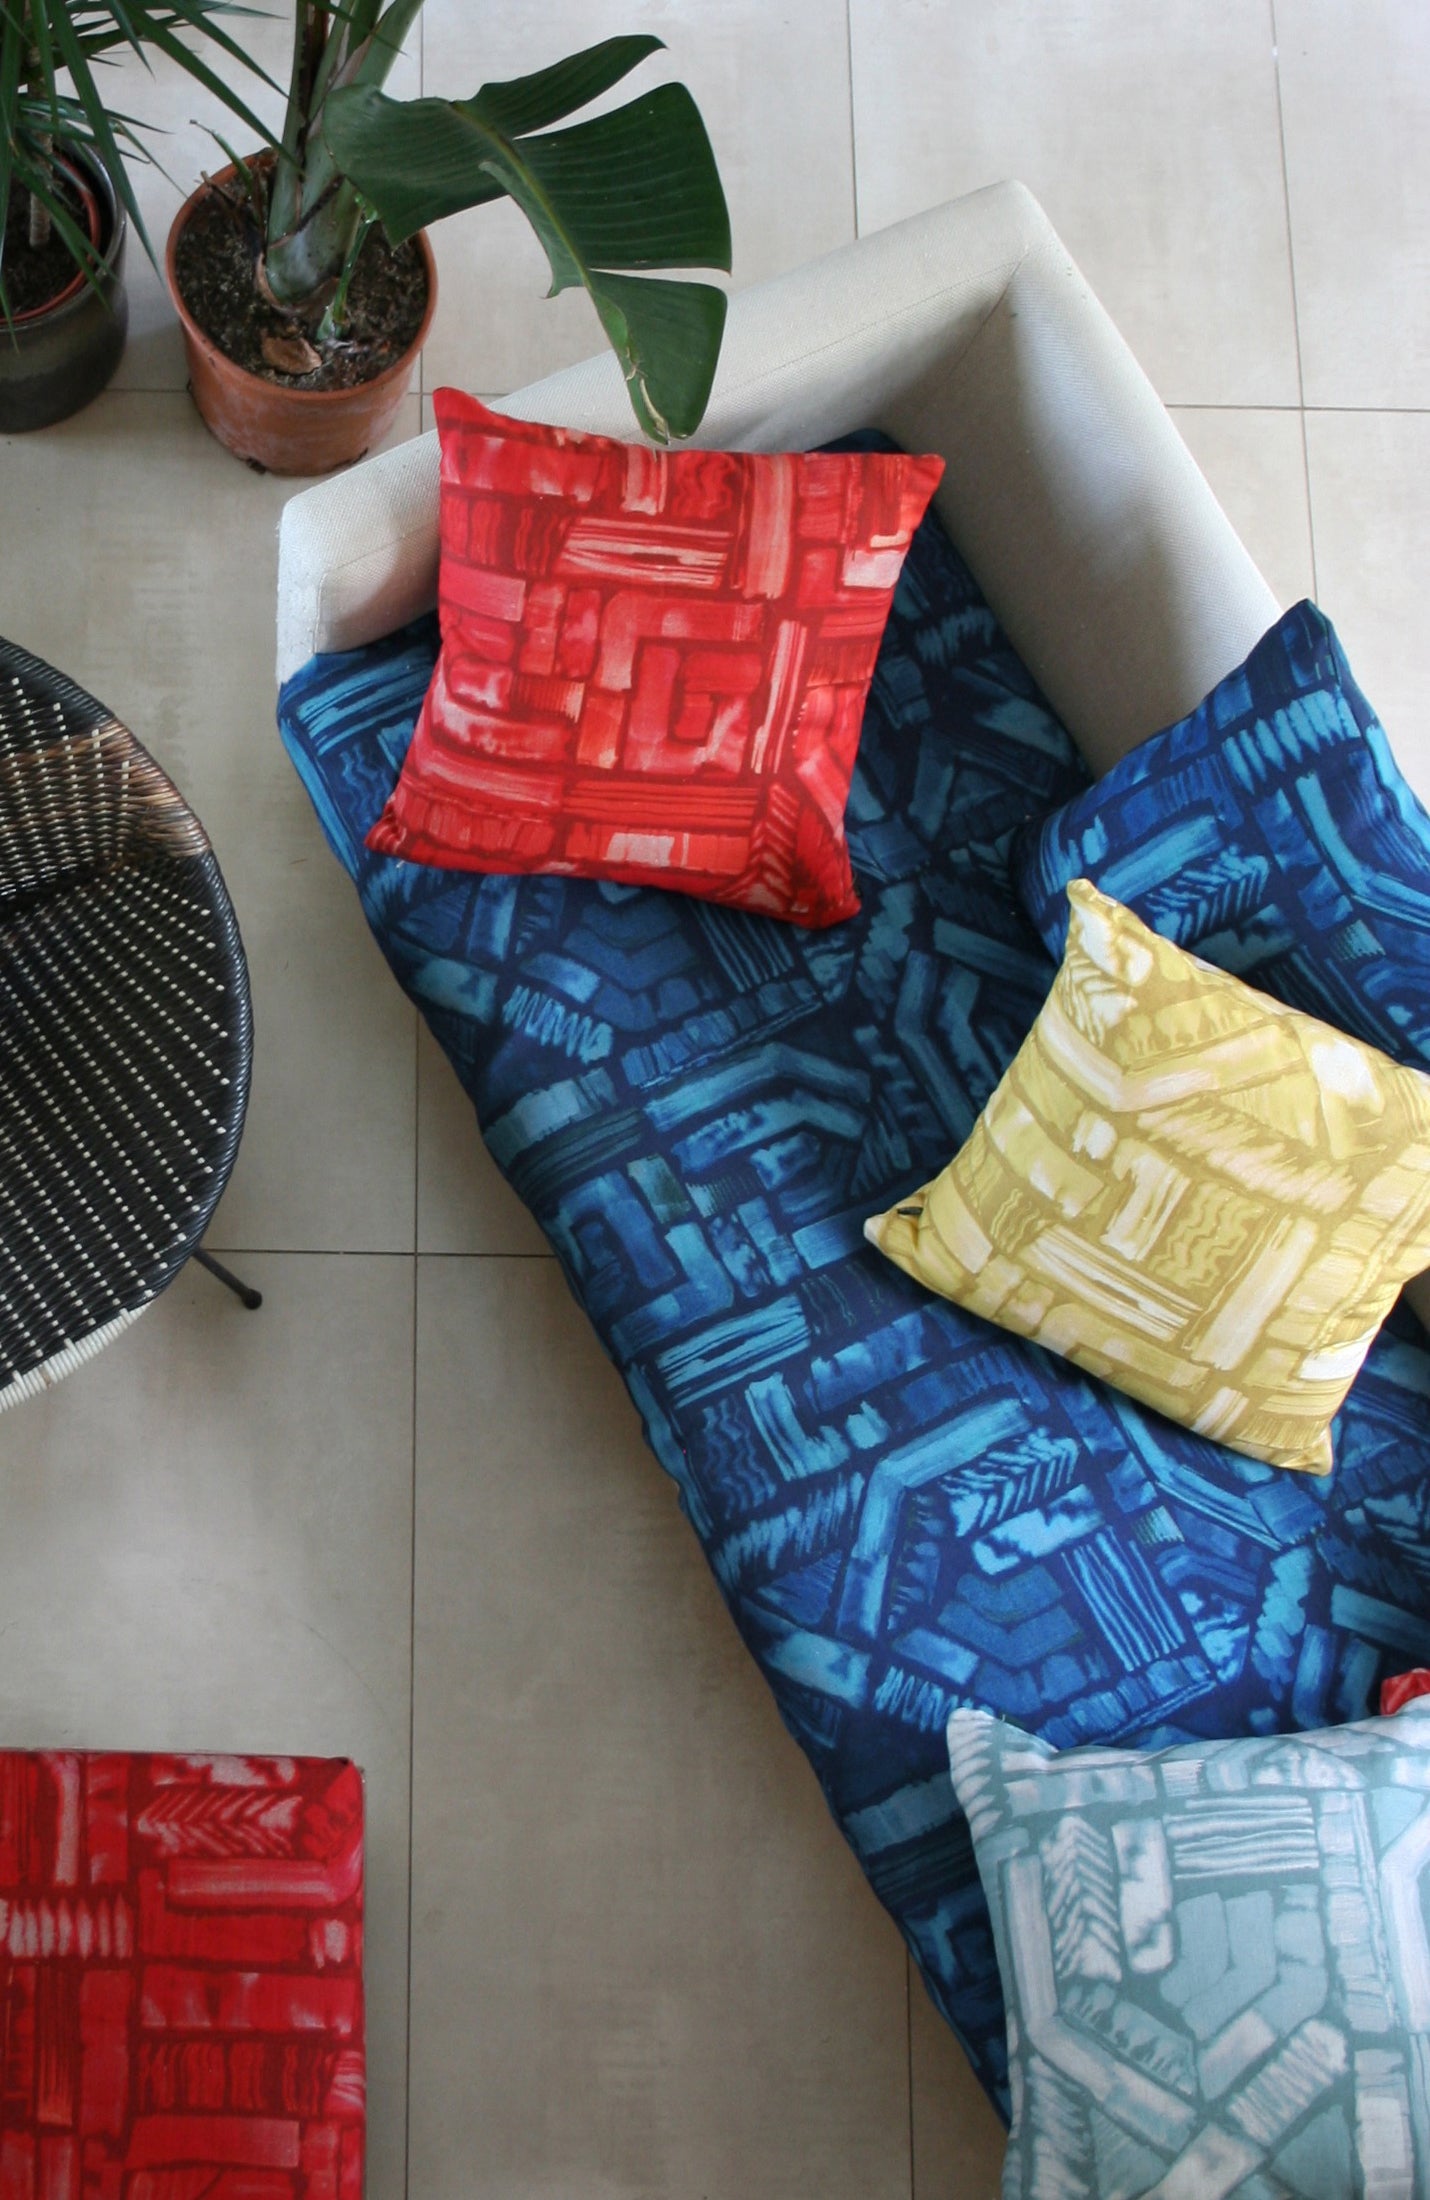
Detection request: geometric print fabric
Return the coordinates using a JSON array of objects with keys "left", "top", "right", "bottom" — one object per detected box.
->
[
  {"left": 279, "top": 450, "right": 1430, "bottom": 2113},
  {"left": 866, "top": 879, "right": 1430, "bottom": 1474},
  {"left": 946, "top": 1702, "right": 1430, "bottom": 2200},
  {"left": 366, "top": 390, "right": 943, "bottom": 927},
  {"left": 0, "top": 1751, "right": 364, "bottom": 2198},
  {"left": 1016, "top": 599, "right": 1430, "bottom": 1090},
  {"left": 1015, "top": 595, "right": 1430, "bottom": 1324}
]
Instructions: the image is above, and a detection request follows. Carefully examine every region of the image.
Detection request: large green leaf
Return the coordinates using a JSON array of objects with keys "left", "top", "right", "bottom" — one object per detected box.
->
[
  {"left": 485, "top": 90, "right": 733, "bottom": 275},
  {"left": 590, "top": 271, "right": 727, "bottom": 446},
  {"left": 323, "top": 45, "right": 731, "bottom": 441},
  {"left": 461, "top": 33, "right": 661, "bottom": 137}
]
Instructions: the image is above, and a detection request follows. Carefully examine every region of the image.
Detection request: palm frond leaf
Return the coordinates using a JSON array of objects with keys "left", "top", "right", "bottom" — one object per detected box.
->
[{"left": 0, "top": 0, "right": 275, "bottom": 321}]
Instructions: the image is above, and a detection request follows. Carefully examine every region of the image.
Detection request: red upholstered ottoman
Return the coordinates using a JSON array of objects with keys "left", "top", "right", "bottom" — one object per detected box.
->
[{"left": 0, "top": 1752, "right": 364, "bottom": 2198}]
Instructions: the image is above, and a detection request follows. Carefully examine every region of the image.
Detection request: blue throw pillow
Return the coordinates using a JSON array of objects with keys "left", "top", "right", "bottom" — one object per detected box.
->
[
  {"left": 1014, "top": 600, "right": 1430, "bottom": 1073},
  {"left": 947, "top": 1702, "right": 1430, "bottom": 2199}
]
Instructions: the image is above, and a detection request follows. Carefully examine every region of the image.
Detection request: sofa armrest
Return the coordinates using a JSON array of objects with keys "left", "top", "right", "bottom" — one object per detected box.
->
[{"left": 275, "top": 181, "right": 1277, "bottom": 774}]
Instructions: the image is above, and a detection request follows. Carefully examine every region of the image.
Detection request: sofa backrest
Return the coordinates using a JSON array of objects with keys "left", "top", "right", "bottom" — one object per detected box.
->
[{"left": 275, "top": 183, "right": 1278, "bottom": 779}]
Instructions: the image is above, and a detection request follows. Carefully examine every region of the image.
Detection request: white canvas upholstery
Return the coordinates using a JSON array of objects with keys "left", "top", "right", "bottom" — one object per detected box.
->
[{"left": 275, "top": 181, "right": 1279, "bottom": 777}]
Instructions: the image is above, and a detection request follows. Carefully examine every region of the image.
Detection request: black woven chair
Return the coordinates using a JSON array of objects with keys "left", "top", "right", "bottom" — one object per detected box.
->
[{"left": 0, "top": 636, "right": 258, "bottom": 1412}]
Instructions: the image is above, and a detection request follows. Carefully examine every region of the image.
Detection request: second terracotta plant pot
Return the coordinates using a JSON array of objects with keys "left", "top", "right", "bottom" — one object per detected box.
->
[{"left": 166, "top": 167, "right": 436, "bottom": 476}]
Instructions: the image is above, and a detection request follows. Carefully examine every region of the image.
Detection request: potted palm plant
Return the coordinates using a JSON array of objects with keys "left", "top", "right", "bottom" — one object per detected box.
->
[
  {"left": 0, "top": 0, "right": 270, "bottom": 431},
  {"left": 165, "top": 11, "right": 732, "bottom": 473}
]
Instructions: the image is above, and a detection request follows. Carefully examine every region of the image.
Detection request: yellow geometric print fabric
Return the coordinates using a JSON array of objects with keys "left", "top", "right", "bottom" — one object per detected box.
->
[{"left": 865, "top": 880, "right": 1430, "bottom": 1473}]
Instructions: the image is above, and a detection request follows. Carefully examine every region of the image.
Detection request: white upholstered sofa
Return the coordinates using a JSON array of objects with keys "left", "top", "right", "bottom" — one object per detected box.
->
[
  {"left": 276, "top": 179, "right": 1279, "bottom": 776},
  {"left": 272, "top": 182, "right": 1430, "bottom": 2128}
]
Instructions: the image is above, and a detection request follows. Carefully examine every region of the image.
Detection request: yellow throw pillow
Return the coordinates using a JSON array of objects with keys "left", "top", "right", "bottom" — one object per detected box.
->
[{"left": 865, "top": 879, "right": 1430, "bottom": 1474}]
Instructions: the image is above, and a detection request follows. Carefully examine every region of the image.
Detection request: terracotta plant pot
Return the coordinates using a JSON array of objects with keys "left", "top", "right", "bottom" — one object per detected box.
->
[
  {"left": 0, "top": 145, "right": 128, "bottom": 434},
  {"left": 165, "top": 166, "right": 436, "bottom": 475}
]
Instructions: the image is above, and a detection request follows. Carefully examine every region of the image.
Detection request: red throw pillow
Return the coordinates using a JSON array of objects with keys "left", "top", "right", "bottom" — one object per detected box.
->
[
  {"left": 1382, "top": 1668, "right": 1430, "bottom": 1714},
  {"left": 365, "top": 391, "right": 943, "bottom": 926},
  {"left": 0, "top": 1750, "right": 364, "bottom": 2190}
]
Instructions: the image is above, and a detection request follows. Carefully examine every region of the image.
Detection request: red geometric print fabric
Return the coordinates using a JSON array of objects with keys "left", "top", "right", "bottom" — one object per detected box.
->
[
  {"left": 366, "top": 390, "right": 943, "bottom": 926},
  {"left": 1382, "top": 1668, "right": 1430, "bottom": 1714},
  {"left": 0, "top": 1752, "right": 363, "bottom": 2200}
]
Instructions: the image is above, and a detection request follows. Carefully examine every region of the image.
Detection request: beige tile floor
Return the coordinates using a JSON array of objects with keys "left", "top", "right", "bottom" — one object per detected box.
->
[{"left": 0, "top": 3, "right": 1426, "bottom": 2194}]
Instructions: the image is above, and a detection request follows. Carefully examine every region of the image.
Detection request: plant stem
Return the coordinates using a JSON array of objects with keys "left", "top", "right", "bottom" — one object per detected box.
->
[
  {"left": 316, "top": 206, "right": 375, "bottom": 340},
  {"left": 24, "top": 36, "right": 52, "bottom": 254},
  {"left": 267, "top": 0, "right": 325, "bottom": 248},
  {"left": 27, "top": 178, "right": 53, "bottom": 254},
  {"left": 263, "top": 0, "right": 415, "bottom": 308},
  {"left": 264, "top": 174, "right": 367, "bottom": 304}
]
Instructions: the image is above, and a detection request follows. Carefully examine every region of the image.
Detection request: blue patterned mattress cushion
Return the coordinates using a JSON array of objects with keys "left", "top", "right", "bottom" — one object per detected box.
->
[
  {"left": 278, "top": 463, "right": 1430, "bottom": 2115},
  {"left": 1015, "top": 598, "right": 1430, "bottom": 1072}
]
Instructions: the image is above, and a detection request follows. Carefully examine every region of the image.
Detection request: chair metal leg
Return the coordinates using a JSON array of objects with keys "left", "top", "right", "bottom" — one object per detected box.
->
[{"left": 192, "top": 1247, "right": 263, "bottom": 1310}]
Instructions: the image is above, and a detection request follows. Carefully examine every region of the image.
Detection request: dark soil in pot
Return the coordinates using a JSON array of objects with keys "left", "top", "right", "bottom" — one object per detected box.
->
[
  {"left": 2, "top": 161, "right": 98, "bottom": 318},
  {"left": 171, "top": 154, "right": 428, "bottom": 393}
]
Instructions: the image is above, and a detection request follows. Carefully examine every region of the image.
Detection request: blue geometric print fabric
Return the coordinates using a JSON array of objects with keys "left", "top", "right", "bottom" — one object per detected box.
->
[
  {"left": 278, "top": 462, "right": 1430, "bottom": 2115},
  {"left": 1015, "top": 599, "right": 1430, "bottom": 1073},
  {"left": 947, "top": 1702, "right": 1430, "bottom": 2198}
]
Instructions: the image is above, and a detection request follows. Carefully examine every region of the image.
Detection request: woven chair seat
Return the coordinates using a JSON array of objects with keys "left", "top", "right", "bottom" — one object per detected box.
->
[{"left": 0, "top": 638, "right": 251, "bottom": 1408}]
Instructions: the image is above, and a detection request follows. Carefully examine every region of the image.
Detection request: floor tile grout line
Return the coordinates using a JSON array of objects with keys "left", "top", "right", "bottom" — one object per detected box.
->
[
  {"left": 413, "top": 1020, "right": 422, "bottom": 1284},
  {"left": 106, "top": 382, "right": 1430, "bottom": 419},
  {"left": 1268, "top": 0, "right": 1321, "bottom": 603},
  {"left": 845, "top": 0, "right": 860, "bottom": 241},
  {"left": 200, "top": 1247, "right": 555, "bottom": 1259},
  {"left": 403, "top": 1297, "right": 418, "bottom": 2200},
  {"left": 905, "top": 1953, "right": 916, "bottom": 2200},
  {"left": 417, "top": 1, "right": 425, "bottom": 410},
  {"left": 1267, "top": 0, "right": 1305, "bottom": 412},
  {"left": 404, "top": 1014, "right": 420, "bottom": 2200},
  {"left": 1169, "top": 404, "right": 1430, "bottom": 416}
]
